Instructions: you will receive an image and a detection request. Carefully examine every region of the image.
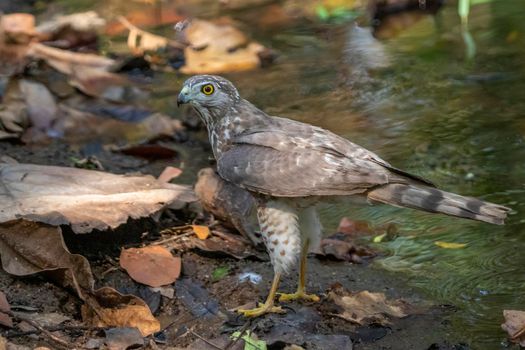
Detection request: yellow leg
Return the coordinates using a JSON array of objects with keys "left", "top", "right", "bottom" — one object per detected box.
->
[
  {"left": 278, "top": 239, "right": 320, "bottom": 303},
  {"left": 237, "top": 272, "right": 285, "bottom": 317}
]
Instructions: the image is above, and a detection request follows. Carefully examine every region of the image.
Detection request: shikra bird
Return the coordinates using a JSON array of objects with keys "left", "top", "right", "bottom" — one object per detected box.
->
[{"left": 177, "top": 75, "right": 510, "bottom": 317}]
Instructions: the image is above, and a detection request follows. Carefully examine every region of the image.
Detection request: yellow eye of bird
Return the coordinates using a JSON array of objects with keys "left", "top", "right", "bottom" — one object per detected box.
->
[{"left": 201, "top": 84, "right": 214, "bottom": 95}]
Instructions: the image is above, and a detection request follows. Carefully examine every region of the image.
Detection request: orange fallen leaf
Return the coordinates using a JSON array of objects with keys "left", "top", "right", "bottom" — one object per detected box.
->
[
  {"left": 191, "top": 225, "right": 210, "bottom": 240},
  {"left": 120, "top": 246, "right": 181, "bottom": 287},
  {"left": 82, "top": 287, "right": 160, "bottom": 336}
]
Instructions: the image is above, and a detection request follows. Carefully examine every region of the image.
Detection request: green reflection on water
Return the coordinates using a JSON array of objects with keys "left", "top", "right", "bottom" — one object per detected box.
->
[{"left": 231, "top": 2, "right": 525, "bottom": 348}]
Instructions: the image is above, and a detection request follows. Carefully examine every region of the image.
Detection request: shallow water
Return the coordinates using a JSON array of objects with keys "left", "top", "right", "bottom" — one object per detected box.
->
[
  {"left": 199, "top": 3, "right": 525, "bottom": 348},
  {"left": 50, "top": 0, "right": 525, "bottom": 347}
]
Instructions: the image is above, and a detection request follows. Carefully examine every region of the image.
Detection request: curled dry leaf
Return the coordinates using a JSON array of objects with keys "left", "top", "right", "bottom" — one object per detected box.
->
[
  {"left": 180, "top": 19, "right": 271, "bottom": 74},
  {"left": 502, "top": 310, "right": 525, "bottom": 347},
  {"left": 0, "top": 220, "right": 95, "bottom": 297},
  {"left": 195, "top": 168, "right": 260, "bottom": 245},
  {"left": 328, "top": 284, "right": 410, "bottom": 325},
  {"left": 83, "top": 287, "right": 160, "bottom": 336},
  {"left": 0, "top": 212, "right": 161, "bottom": 336},
  {"left": 0, "top": 291, "right": 13, "bottom": 328},
  {"left": 120, "top": 246, "right": 181, "bottom": 287},
  {"left": 0, "top": 163, "right": 196, "bottom": 233}
]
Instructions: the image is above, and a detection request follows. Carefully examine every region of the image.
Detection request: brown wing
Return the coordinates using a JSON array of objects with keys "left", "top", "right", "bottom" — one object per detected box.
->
[{"left": 216, "top": 117, "right": 431, "bottom": 197}]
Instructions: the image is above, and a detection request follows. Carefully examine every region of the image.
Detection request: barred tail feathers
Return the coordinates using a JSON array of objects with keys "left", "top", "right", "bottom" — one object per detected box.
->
[{"left": 367, "top": 184, "right": 510, "bottom": 225}]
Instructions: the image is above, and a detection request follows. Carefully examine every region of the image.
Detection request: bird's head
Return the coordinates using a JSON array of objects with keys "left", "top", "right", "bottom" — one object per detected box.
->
[{"left": 177, "top": 75, "right": 240, "bottom": 124}]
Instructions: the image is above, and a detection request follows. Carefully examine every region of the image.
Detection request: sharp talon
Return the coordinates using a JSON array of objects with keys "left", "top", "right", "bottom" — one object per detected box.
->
[
  {"left": 237, "top": 303, "right": 285, "bottom": 317},
  {"left": 277, "top": 291, "right": 320, "bottom": 303}
]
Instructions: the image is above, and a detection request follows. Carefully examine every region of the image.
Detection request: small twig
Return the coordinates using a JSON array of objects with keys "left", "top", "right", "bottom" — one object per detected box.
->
[
  {"left": 223, "top": 320, "right": 252, "bottom": 350},
  {"left": 151, "top": 231, "right": 194, "bottom": 246},
  {"left": 6, "top": 310, "right": 87, "bottom": 350},
  {"left": 189, "top": 330, "right": 224, "bottom": 350},
  {"left": 4, "top": 325, "right": 107, "bottom": 338}
]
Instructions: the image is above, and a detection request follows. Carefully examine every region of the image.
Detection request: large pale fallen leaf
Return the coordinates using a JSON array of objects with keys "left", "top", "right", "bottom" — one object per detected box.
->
[
  {"left": 328, "top": 285, "right": 409, "bottom": 325},
  {"left": 120, "top": 246, "right": 181, "bottom": 287},
  {"left": 195, "top": 168, "right": 260, "bottom": 245},
  {"left": 502, "top": 310, "right": 525, "bottom": 347},
  {"left": 0, "top": 219, "right": 160, "bottom": 335},
  {"left": 0, "top": 163, "right": 196, "bottom": 233},
  {"left": 180, "top": 19, "right": 270, "bottom": 74},
  {"left": 82, "top": 287, "right": 160, "bottom": 336}
]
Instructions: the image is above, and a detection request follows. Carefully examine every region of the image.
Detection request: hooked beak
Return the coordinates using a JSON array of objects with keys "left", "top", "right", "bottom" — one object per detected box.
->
[{"left": 177, "top": 86, "right": 190, "bottom": 107}]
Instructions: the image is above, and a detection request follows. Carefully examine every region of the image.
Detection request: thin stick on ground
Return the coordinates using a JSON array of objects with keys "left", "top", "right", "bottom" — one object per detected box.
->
[
  {"left": 6, "top": 310, "right": 88, "bottom": 350},
  {"left": 189, "top": 329, "right": 224, "bottom": 350}
]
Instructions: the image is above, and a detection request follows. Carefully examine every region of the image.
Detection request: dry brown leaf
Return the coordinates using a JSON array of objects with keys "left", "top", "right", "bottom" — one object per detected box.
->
[
  {"left": 0, "top": 13, "right": 37, "bottom": 44},
  {"left": 68, "top": 65, "right": 129, "bottom": 99},
  {"left": 0, "top": 291, "right": 13, "bottom": 328},
  {"left": 82, "top": 287, "right": 160, "bottom": 336},
  {"left": 502, "top": 310, "right": 525, "bottom": 347},
  {"left": 27, "top": 43, "right": 115, "bottom": 73},
  {"left": 0, "top": 220, "right": 95, "bottom": 298},
  {"left": 328, "top": 285, "right": 409, "bottom": 325},
  {"left": 120, "top": 246, "right": 181, "bottom": 287},
  {"left": 26, "top": 43, "right": 128, "bottom": 99},
  {"left": 56, "top": 105, "right": 183, "bottom": 145},
  {"left": 0, "top": 163, "right": 196, "bottom": 233},
  {"left": 195, "top": 168, "right": 260, "bottom": 245},
  {"left": 0, "top": 220, "right": 160, "bottom": 335},
  {"left": 118, "top": 16, "right": 183, "bottom": 55},
  {"left": 192, "top": 225, "right": 210, "bottom": 240},
  {"left": 180, "top": 19, "right": 268, "bottom": 74}
]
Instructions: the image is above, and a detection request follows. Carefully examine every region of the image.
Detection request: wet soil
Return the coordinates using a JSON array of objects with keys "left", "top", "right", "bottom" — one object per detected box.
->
[{"left": 0, "top": 141, "right": 465, "bottom": 349}]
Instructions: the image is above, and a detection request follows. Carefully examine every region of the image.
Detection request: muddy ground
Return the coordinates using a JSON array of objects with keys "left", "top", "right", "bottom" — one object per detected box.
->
[{"left": 0, "top": 141, "right": 467, "bottom": 350}]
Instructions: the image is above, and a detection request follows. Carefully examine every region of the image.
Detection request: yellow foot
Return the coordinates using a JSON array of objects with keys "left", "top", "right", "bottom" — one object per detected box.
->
[
  {"left": 237, "top": 302, "right": 285, "bottom": 317},
  {"left": 277, "top": 291, "right": 320, "bottom": 303}
]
